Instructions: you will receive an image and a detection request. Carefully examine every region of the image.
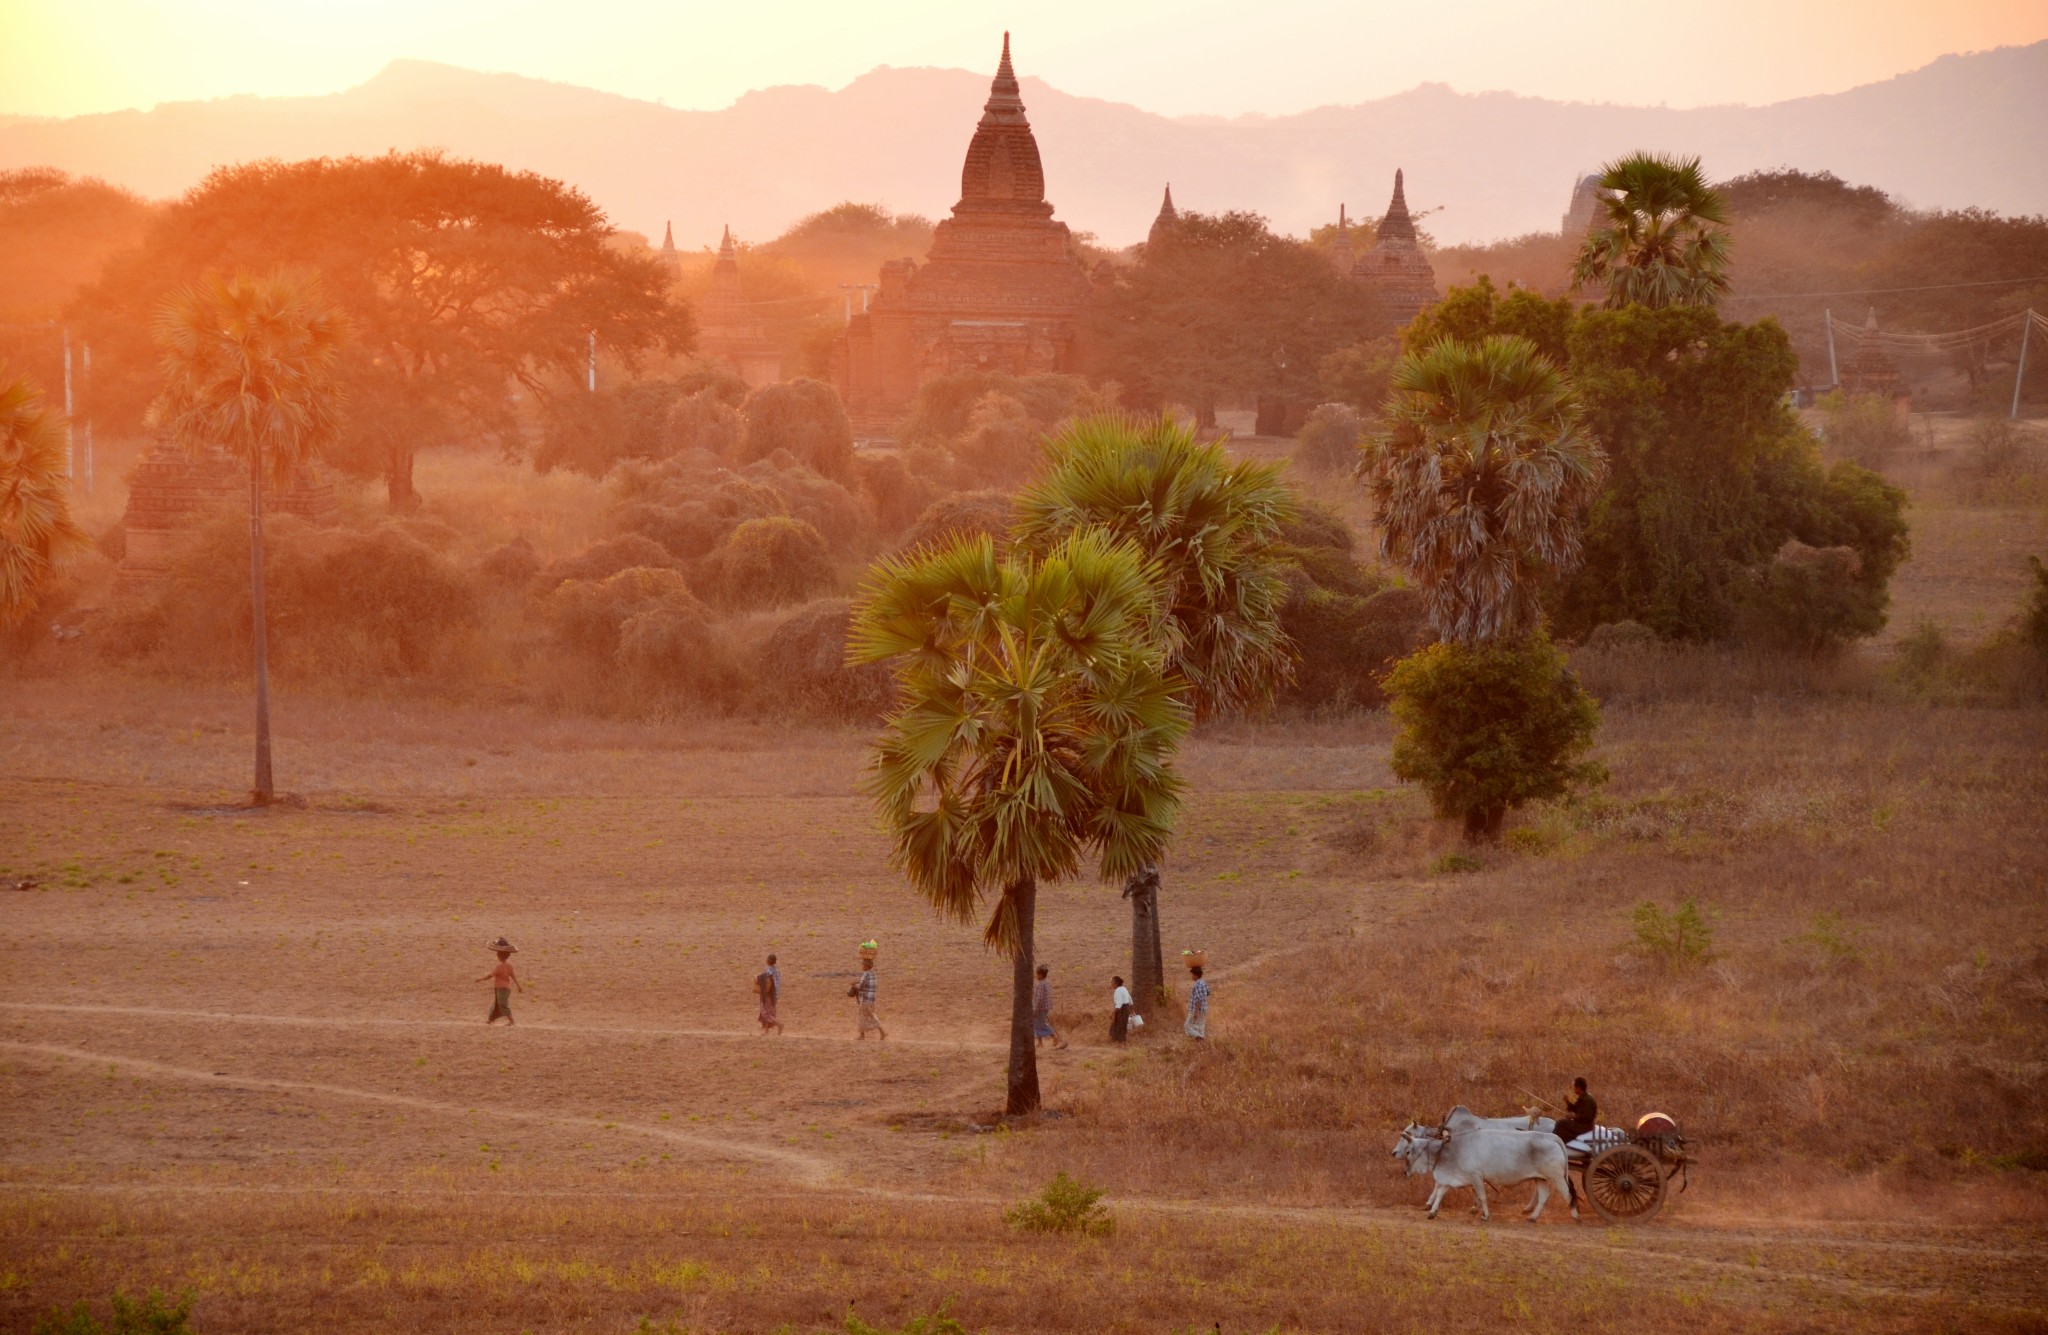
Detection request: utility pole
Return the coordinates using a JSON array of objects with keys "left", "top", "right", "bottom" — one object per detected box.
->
[
  {"left": 586, "top": 329, "right": 597, "bottom": 393},
  {"left": 82, "top": 343, "right": 93, "bottom": 494},
  {"left": 61, "top": 326, "right": 74, "bottom": 478},
  {"left": 2014, "top": 311, "right": 2034, "bottom": 422},
  {"left": 1824, "top": 308, "right": 1839, "bottom": 389}
]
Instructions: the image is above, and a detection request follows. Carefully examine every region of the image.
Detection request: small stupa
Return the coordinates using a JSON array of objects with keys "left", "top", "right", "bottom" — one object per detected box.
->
[{"left": 1360, "top": 169, "right": 1438, "bottom": 324}]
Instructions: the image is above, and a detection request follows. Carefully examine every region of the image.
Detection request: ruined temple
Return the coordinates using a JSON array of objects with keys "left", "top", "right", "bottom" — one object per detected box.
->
[
  {"left": 1561, "top": 174, "right": 1608, "bottom": 236},
  {"left": 1839, "top": 308, "right": 1907, "bottom": 400},
  {"left": 696, "top": 225, "right": 784, "bottom": 387},
  {"left": 119, "top": 437, "right": 335, "bottom": 580},
  {"left": 1358, "top": 170, "right": 1437, "bottom": 324},
  {"left": 832, "top": 33, "right": 1091, "bottom": 435}
]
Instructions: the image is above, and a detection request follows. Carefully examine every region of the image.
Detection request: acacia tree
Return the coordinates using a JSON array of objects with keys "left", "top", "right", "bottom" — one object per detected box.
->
[
  {"left": 81, "top": 151, "right": 690, "bottom": 509},
  {"left": 1364, "top": 335, "right": 1606, "bottom": 838},
  {"left": 850, "top": 531, "right": 1188, "bottom": 1114},
  {"left": 0, "top": 371, "right": 85, "bottom": 630},
  {"left": 1014, "top": 415, "right": 1294, "bottom": 1016},
  {"left": 1571, "top": 153, "right": 1733, "bottom": 310},
  {"left": 155, "top": 270, "right": 347, "bottom": 802}
]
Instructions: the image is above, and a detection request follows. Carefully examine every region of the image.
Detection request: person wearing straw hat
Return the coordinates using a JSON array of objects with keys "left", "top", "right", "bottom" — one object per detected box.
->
[{"left": 476, "top": 937, "right": 522, "bottom": 1025}]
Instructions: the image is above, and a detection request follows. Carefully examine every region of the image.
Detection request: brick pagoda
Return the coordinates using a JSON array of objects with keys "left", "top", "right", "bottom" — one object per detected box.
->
[
  {"left": 1357, "top": 169, "right": 1438, "bottom": 324},
  {"left": 697, "top": 225, "right": 784, "bottom": 387},
  {"left": 832, "top": 33, "right": 1092, "bottom": 436},
  {"left": 120, "top": 438, "right": 335, "bottom": 579},
  {"left": 1839, "top": 308, "right": 1907, "bottom": 400}
]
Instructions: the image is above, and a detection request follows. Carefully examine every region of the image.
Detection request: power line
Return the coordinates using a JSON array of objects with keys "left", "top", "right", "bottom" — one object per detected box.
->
[{"left": 1726, "top": 274, "right": 2048, "bottom": 301}]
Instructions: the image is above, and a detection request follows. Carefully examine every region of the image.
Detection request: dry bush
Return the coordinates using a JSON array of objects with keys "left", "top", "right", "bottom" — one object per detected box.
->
[
  {"left": 1819, "top": 390, "right": 1913, "bottom": 471},
  {"left": 1293, "top": 402, "right": 1363, "bottom": 476},
  {"left": 1949, "top": 416, "right": 2047, "bottom": 506},
  {"left": 1568, "top": 639, "right": 1875, "bottom": 705},
  {"left": 853, "top": 451, "right": 945, "bottom": 537},
  {"left": 697, "top": 516, "right": 835, "bottom": 611},
  {"left": 611, "top": 500, "right": 729, "bottom": 561},
  {"left": 617, "top": 601, "right": 741, "bottom": 712},
  {"left": 738, "top": 458, "right": 868, "bottom": 551},
  {"left": 537, "top": 534, "right": 682, "bottom": 591},
  {"left": 737, "top": 377, "right": 854, "bottom": 479},
  {"left": 545, "top": 566, "right": 704, "bottom": 661},
  {"left": 755, "top": 597, "right": 894, "bottom": 719},
  {"left": 474, "top": 535, "right": 541, "bottom": 591},
  {"left": 898, "top": 491, "right": 1014, "bottom": 556},
  {"left": 948, "top": 391, "right": 1039, "bottom": 487},
  {"left": 663, "top": 388, "right": 743, "bottom": 460}
]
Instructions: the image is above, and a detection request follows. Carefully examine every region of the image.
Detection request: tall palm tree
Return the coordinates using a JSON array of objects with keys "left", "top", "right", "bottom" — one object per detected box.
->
[
  {"left": 154, "top": 270, "right": 347, "bottom": 803},
  {"left": 0, "top": 371, "right": 86, "bottom": 630},
  {"left": 850, "top": 530, "right": 1189, "bottom": 1114},
  {"left": 1365, "top": 335, "right": 1605, "bottom": 644},
  {"left": 1571, "top": 152, "right": 1732, "bottom": 309},
  {"left": 1013, "top": 414, "right": 1294, "bottom": 1017}
]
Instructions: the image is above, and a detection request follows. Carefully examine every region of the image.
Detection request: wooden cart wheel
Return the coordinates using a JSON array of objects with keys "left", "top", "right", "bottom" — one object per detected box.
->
[{"left": 1584, "top": 1143, "right": 1665, "bottom": 1224}]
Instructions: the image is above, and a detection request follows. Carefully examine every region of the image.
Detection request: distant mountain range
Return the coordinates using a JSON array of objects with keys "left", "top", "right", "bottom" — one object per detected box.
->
[{"left": 3, "top": 42, "right": 2044, "bottom": 249}]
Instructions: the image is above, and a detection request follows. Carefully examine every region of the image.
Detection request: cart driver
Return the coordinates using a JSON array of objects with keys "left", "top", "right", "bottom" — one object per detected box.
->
[{"left": 1553, "top": 1076, "right": 1598, "bottom": 1143}]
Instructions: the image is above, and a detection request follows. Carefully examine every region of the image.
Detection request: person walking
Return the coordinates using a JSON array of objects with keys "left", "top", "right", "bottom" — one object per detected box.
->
[
  {"left": 1184, "top": 963, "right": 1210, "bottom": 1040},
  {"left": 754, "top": 952, "right": 784, "bottom": 1035},
  {"left": 1109, "top": 975, "right": 1135, "bottom": 1044},
  {"left": 848, "top": 955, "right": 887, "bottom": 1040},
  {"left": 477, "top": 937, "right": 521, "bottom": 1025},
  {"left": 1032, "top": 964, "right": 1068, "bottom": 1050}
]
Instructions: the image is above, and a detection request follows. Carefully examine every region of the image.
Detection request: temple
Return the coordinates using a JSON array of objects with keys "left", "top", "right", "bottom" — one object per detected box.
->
[
  {"left": 119, "top": 438, "right": 335, "bottom": 581},
  {"left": 1561, "top": 174, "right": 1608, "bottom": 236},
  {"left": 1148, "top": 185, "right": 1179, "bottom": 248},
  {"left": 657, "top": 221, "right": 681, "bottom": 279},
  {"left": 1329, "top": 203, "right": 1355, "bottom": 276},
  {"left": 1357, "top": 169, "right": 1438, "bottom": 324},
  {"left": 832, "top": 33, "right": 1092, "bottom": 435},
  {"left": 1839, "top": 308, "right": 1907, "bottom": 400},
  {"left": 695, "top": 225, "right": 784, "bottom": 387}
]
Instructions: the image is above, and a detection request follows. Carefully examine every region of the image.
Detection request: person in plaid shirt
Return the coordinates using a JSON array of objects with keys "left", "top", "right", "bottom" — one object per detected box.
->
[{"left": 848, "top": 956, "right": 887, "bottom": 1040}]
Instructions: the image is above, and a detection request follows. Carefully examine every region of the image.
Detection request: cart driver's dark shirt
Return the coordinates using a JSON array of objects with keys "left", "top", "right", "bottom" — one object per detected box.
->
[{"left": 1565, "top": 1092, "right": 1597, "bottom": 1124}]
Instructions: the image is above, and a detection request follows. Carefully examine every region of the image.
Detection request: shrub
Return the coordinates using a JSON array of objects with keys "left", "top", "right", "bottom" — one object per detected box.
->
[
  {"left": 1316, "top": 337, "right": 1399, "bottom": 414},
  {"left": 1736, "top": 539, "right": 1884, "bottom": 652},
  {"left": 663, "top": 389, "right": 744, "bottom": 460},
  {"left": 1385, "top": 633, "right": 1606, "bottom": 840},
  {"left": 1789, "top": 909, "right": 1865, "bottom": 965},
  {"left": 843, "top": 1308, "right": 974, "bottom": 1335},
  {"left": 1584, "top": 619, "right": 1657, "bottom": 651},
  {"left": 1003, "top": 1171, "right": 1114, "bottom": 1236},
  {"left": 900, "top": 491, "right": 1014, "bottom": 556},
  {"left": 1294, "top": 402, "right": 1363, "bottom": 475},
  {"left": 537, "top": 534, "right": 681, "bottom": 590},
  {"left": 546, "top": 566, "right": 703, "bottom": 660},
  {"left": 756, "top": 598, "right": 894, "bottom": 719},
  {"left": 699, "top": 516, "right": 834, "bottom": 610},
  {"left": 534, "top": 378, "right": 689, "bottom": 477},
  {"left": 949, "top": 391, "right": 1039, "bottom": 486},
  {"left": 617, "top": 603, "right": 740, "bottom": 710},
  {"left": 1632, "top": 897, "right": 1713, "bottom": 967},
  {"left": 1430, "top": 851, "right": 1484, "bottom": 875},
  {"left": 742, "top": 458, "right": 868, "bottom": 550},
  {"left": 1818, "top": 390, "right": 1912, "bottom": 471},
  {"left": 613, "top": 501, "right": 730, "bottom": 560},
  {"left": 900, "top": 371, "right": 1108, "bottom": 447},
  {"left": 854, "top": 451, "right": 943, "bottom": 536},
  {"left": 738, "top": 378, "right": 854, "bottom": 478},
  {"left": 474, "top": 535, "right": 541, "bottom": 589},
  {"left": 34, "top": 1289, "right": 194, "bottom": 1335},
  {"left": 1280, "top": 585, "right": 1425, "bottom": 710}
]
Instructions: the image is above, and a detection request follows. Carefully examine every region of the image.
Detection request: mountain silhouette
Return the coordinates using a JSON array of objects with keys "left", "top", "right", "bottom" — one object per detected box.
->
[{"left": 2, "top": 42, "right": 2043, "bottom": 248}]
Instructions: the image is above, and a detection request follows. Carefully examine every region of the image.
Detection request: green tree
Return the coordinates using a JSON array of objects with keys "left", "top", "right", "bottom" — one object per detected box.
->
[
  {"left": 1386, "top": 635, "right": 1604, "bottom": 840},
  {"left": 1089, "top": 210, "right": 1387, "bottom": 427},
  {"left": 80, "top": 151, "right": 689, "bottom": 509},
  {"left": 1014, "top": 415, "right": 1295, "bottom": 1015},
  {"left": 850, "top": 531, "right": 1188, "bottom": 1114},
  {"left": 154, "top": 269, "right": 348, "bottom": 803},
  {"left": 1572, "top": 153, "right": 1733, "bottom": 310},
  {"left": 0, "top": 370, "right": 86, "bottom": 631},
  {"left": 1366, "top": 335, "right": 1605, "bottom": 643}
]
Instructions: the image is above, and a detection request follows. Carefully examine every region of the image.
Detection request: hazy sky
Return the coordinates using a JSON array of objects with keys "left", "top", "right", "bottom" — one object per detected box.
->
[{"left": 5, "top": 0, "right": 2045, "bottom": 120}]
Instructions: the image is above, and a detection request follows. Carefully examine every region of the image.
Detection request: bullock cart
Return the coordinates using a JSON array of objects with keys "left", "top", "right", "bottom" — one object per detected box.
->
[{"left": 1567, "top": 1112, "right": 1689, "bottom": 1224}]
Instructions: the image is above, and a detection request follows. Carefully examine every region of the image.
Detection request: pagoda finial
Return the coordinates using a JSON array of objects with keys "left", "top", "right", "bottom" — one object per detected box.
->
[
  {"left": 983, "top": 31, "right": 1025, "bottom": 120},
  {"left": 1390, "top": 169, "right": 1409, "bottom": 218},
  {"left": 1339, "top": 203, "right": 1347, "bottom": 228},
  {"left": 719, "top": 224, "right": 735, "bottom": 258},
  {"left": 1149, "top": 183, "right": 1180, "bottom": 246},
  {"left": 1377, "top": 169, "right": 1418, "bottom": 247},
  {"left": 661, "top": 220, "right": 675, "bottom": 252}
]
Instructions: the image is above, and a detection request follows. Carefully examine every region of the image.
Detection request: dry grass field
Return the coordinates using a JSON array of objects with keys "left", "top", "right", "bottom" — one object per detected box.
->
[{"left": 3, "top": 419, "right": 2046, "bottom": 1334}]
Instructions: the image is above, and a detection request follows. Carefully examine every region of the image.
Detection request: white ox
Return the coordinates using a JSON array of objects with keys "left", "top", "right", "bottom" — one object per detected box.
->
[
  {"left": 1443, "top": 1104, "right": 1557, "bottom": 1135},
  {"left": 1392, "top": 1124, "right": 1577, "bottom": 1222}
]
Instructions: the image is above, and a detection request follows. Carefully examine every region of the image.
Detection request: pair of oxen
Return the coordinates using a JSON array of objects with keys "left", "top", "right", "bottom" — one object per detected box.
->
[{"left": 1391, "top": 1106, "right": 1578, "bottom": 1222}]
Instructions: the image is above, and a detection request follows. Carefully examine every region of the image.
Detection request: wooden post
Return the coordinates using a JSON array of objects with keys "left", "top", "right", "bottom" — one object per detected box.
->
[
  {"left": 1825, "top": 309, "right": 1839, "bottom": 389},
  {"left": 61, "top": 326, "right": 74, "bottom": 477},
  {"left": 2013, "top": 311, "right": 2033, "bottom": 422},
  {"left": 249, "top": 449, "right": 274, "bottom": 803}
]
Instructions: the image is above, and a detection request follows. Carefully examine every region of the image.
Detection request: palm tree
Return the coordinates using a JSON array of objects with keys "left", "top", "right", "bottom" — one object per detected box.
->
[
  {"left": 850, "top": 530, "right": 1189, "bottom": 1114},
  {"left": 154, "top": 270, "right": 347, "bottom": 803},
  {"left": 1013, "top": 414, "right": 1294, "bottom": 1018},
  {"left": 1365, "top": 335, "right": 1605, "bottom": 644},
  {"left": 0, "top": 371, "right": 86, "bottom": 630},
  {"left": 1571, "top": 152, "right": 1732, "bottom": 309}
]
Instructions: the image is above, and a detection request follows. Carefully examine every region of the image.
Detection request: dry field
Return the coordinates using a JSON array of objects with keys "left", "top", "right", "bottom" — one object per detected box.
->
[{"left": 3, "top": 420, "right": 2046, "bottom": 1334}]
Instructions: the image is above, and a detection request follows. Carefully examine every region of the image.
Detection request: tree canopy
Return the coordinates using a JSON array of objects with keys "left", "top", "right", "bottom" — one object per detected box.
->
[
  {"left": 1572, "top": 153, "right": 1733, "bottom": 310},
  {"left": 0, "top": 370, "right": 86, "bottom": 630},
  {"left": 77, "top": 151, "right": 691, "bottom": 508}
]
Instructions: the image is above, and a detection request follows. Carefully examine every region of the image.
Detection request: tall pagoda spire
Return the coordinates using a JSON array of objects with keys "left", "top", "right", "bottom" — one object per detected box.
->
[
  {"left": 956, "top": 31, "right": 1049, "bottom": 213},
  {"left": 1361, "top": 168, "right": 1438, "bottom": 323},
  {"left": 661, "top": 220, "right": 676, "bottom": 253},
  {"left": 1378, "top": 169, "right": 1418, "bottom": 246},
  {"left": 1330, "top": 202, "right": 1354, "bottom": 275},
  {"left": 1148, "top": 183, "right": 1178, "bottom": 246}
]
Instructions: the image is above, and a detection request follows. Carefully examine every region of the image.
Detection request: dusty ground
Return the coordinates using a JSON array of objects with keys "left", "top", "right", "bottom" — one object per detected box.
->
[{"left": 3, "top": 683, "right": 2045, "bottom": 1334}]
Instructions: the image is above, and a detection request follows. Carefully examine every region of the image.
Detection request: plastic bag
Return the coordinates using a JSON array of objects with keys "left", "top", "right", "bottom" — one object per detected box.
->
[{"left": 1130, "top": 1013, "right": 1145, "bottom": 1028}]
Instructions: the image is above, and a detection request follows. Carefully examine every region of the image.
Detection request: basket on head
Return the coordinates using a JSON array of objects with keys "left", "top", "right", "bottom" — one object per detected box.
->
[
  {"left": 487, "top": 937, "right": 518, "bottom": 954},
  {"left": 858, "top": 939, "right": 879, "bottom": 962},
  {"left": 1181, "top": 948, "right": 1207, "bottom": 970}
]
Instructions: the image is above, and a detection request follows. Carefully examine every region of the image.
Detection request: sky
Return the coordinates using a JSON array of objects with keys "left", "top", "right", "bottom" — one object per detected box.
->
[{"left": 3, "top": 0, "right": 2045, "bottom": 120}]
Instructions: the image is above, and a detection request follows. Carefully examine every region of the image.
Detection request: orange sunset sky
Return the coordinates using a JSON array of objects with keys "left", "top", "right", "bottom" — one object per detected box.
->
[{"left": 4, "top": 0, "right": 2046, "bottom": 119}]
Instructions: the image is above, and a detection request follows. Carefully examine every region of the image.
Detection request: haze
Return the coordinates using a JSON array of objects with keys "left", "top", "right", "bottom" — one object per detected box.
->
[{"left": 7, "top": 0, "right": 2048, "bottom": 119}]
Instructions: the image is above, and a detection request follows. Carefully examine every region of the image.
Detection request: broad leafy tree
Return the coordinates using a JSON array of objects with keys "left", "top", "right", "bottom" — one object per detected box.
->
[
  {"left": 851, "top": 531, "right": 1188, "bottom": 1113},
  {"left": 81, "top": 151, "right": 690, "bottom": 509},
  {"left": 154, "top": 270, "right": 348, "bottom": 802},
  {"left": 1014, "top": 415, "right": 1294, "bottom": 1014},
  {"left": 0, "top": 371, "right": 86, "bottom": 630},
  {"left": 1572, "top": 153, "right": 1733, "bottom": 310},
  {"left": 1090, "top": 211, "right": 1388, "bottom": 426}
]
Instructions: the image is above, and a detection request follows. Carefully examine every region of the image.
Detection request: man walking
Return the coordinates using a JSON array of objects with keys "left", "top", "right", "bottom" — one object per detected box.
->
[
  {"left": 849, "top": 955, "right": 887, "bottom": 1040},
  {"left": 754, "top": 953, "right": 783, "bottom": 1035},
  {"left": 1184, "top": 964, "right": 1210, "bottom": 1040},
  {"left": 1032, "top": 964, "right": 1068, "bottom": 1050}
]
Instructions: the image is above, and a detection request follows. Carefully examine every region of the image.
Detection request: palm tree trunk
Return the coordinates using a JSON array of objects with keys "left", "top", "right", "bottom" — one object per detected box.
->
[
  {"left": 1127, "top": 865, "right": 1164, "bottom": 1020},
  {"left": 386, "top": 435, "right": 418, "bottom": 513},
  {"left": 1005, "top": 876, "right": 1041, "bottom": 1117},
  {"left": 247, "top": 449, "right": 273, "bottom": 804}
]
